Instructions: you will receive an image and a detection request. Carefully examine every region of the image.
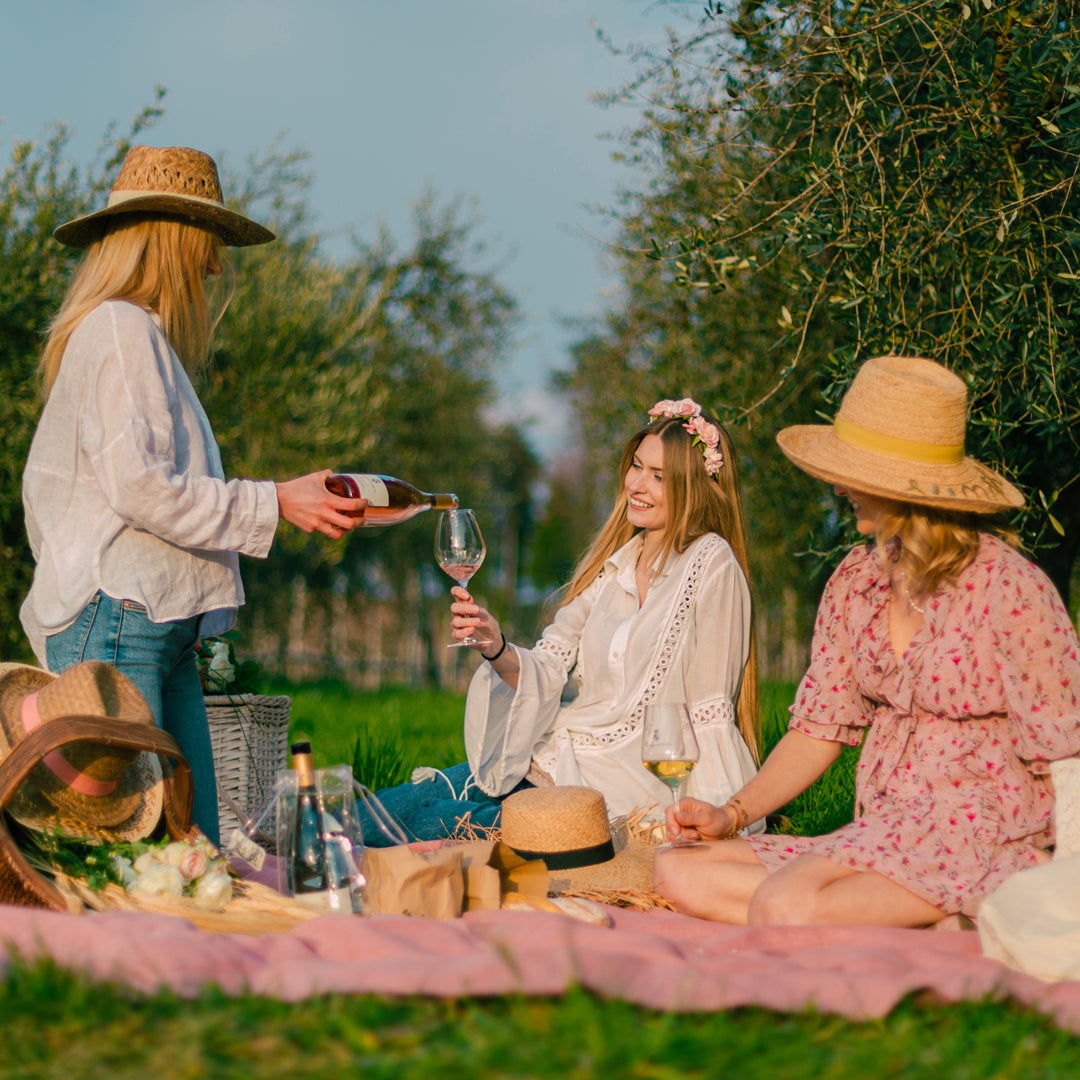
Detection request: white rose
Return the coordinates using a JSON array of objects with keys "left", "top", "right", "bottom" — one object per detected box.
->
[
  {"left": 192, "top": 871, "right": 233, "bottom": 912},
  {"left": 129, "top": 863, "right": 185, "bottom": 899},
  {"left": 133, "top": 850, "right": 165, "bottom": 874},
  {"left": 207, "top": 644, "right": 236, "bottom": 685}
]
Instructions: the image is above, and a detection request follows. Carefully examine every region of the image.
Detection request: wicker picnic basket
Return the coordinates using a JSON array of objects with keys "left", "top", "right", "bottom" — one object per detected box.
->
[
  {"left": 204, "top": 693, "right": 291, "bottom": 845},
  {"left": 0, "top": 717, "right": 195, "bottom": 910}
]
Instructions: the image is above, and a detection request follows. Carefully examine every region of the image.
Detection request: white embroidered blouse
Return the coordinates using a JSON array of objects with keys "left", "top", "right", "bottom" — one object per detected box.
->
[
  {"left": 20, "top": 300, "right": 280, "bottom": 663},
  {"left": 464, "top": 531, "right": 760, "bottom": 821}
]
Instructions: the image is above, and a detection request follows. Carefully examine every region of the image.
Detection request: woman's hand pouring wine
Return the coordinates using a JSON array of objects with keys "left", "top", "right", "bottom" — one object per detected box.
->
[{"left": 276, "top": 469, "right": 367, "bottom": 538}]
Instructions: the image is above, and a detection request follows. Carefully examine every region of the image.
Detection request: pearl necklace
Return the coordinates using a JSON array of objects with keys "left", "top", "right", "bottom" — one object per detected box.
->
[{"left": 898, "top": 572, "right": 926, "bottom": 615}]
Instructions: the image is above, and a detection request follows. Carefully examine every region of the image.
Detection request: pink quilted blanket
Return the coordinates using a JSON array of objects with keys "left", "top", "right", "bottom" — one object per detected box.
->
[{"left": 2, "top": 900, "right": 1079, "bottom": 1032}]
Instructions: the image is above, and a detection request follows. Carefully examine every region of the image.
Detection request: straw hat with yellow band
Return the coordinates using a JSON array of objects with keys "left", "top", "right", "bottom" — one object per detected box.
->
[{"left": 776, "top": 355, "right": 1025, "bottom": 514}]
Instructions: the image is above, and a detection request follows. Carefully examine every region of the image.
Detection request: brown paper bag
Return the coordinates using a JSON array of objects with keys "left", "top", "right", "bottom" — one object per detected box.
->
[
  {"left": 362, "top": 845, "right": 465, "bottom": 919},
  {"left": 458, "top": 840, "right": 549, "bottom": 911}
]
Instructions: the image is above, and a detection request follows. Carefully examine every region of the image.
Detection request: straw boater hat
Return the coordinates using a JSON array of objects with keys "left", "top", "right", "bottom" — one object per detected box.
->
[
  {"left": 777, "top": 355, "right": 1025, "bottom": 513},
  {"left": 0, "top": 661, "right": 164, "bottom": 842},
  {"left": 53, "top": 145, "right": 275, "bottom": 249},
  {"left": 500, "top": 786, "right": 655, "bottom": 899}
]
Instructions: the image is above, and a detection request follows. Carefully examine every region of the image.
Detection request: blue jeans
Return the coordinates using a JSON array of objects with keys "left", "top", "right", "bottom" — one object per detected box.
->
[
  {"left": 358, "top": 760, "right": 532, "bottom": 847},
  {"left": 45, "top": 592, "right": 220, "bottom": 846}
]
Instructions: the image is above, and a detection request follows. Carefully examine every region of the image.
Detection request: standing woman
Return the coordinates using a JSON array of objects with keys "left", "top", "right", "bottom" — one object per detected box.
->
[
  {"left": 656, "top": 356, "right": 1080, "bottom": 927},
  {"left": 362, "top": 397, "right": 762, "bottom": 843},
  {"left": 21, "top": 146, "right": 364, "bottom": 845}
]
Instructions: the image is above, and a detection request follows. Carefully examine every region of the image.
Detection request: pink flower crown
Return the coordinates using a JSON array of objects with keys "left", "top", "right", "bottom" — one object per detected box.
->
[{"left": 647, "top": 398, "right": 725, "bottom": 477}]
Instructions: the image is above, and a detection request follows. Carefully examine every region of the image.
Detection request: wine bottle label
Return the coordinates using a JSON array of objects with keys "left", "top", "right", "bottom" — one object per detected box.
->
[
  {"left": 340, "top": 474, "right": 390, "bottom": 507},
  {"left": 226, "top": 828, "right": 266, "bottom": 871},
  {"left": 293, "top": 885, "right": 354, "bottom": 913}
]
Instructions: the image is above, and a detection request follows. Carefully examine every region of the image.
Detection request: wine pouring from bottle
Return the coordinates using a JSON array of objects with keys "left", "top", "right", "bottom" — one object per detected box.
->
[{"left": 325, "top": 473, "right": 457, "bottom": 526}]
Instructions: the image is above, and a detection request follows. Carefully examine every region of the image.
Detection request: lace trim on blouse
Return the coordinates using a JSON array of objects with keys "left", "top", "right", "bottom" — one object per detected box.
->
[{"left": 545, "top": 535, "right": 731, "bottom": 752}]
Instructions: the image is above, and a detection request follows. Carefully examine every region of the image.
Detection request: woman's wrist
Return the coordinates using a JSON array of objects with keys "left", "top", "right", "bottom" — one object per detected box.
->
[{"left": 481, "top": 633, "right": 508, "bottom": 663}]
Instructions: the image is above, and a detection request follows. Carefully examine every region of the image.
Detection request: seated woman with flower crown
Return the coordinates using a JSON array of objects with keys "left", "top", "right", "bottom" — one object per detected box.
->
[{"left": 360, "top": 398, "right": 764, "bottom": 845}]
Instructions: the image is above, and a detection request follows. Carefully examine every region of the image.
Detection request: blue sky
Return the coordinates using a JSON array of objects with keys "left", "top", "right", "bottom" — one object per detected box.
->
[{"left": 1, "top": 1, "right": 700, "bottom": 459}]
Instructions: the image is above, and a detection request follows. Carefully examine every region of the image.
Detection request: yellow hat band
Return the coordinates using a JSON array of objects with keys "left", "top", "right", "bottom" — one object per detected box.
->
[{"left": 833, "top": 417, "right": 964, "bottom": 466}]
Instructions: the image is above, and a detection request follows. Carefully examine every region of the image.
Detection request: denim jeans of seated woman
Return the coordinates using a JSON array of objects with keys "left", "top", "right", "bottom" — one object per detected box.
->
[
  {"left": 45, "top": 591, "right": 221, "bottom": 847},
  {"left": 358, "top": 760, "right": 534, "bottom": 847}
]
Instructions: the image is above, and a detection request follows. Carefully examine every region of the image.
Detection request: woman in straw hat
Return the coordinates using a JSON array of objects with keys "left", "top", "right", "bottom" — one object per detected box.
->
[
  {"left": 20, "top": 146, "right": 365, "bottom": 844},
  {"left": 655, "top": 355, "right": 1080, "bottom": 928},
  {"left": 361, "top": 399, "right": 762, "bottom": 844}
]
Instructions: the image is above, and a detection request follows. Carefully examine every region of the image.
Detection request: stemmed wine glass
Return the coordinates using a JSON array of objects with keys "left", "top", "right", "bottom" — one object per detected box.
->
[
  {"left": 435, "top": 508, "right": 487, "bottom": 648},
  {"left": 641, "top": 702, "right": 701, "bottom": 845}
]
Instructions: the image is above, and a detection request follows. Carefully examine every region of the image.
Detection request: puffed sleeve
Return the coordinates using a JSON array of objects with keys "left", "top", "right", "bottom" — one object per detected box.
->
[
  {"left": 680, "top": 539, "right": 759, "bottom": 806},
  {"left": 464, "top": 577, "right": 599, "bottom": 796},
  {"left": 990, "top": 550, "right": 1080, "bottom": 773},
  {"left": 789, "top": 546, "right": 876, "bottom": 746},
  {"left": 81, "top": 304, "right": 278, "bottom": 556}
]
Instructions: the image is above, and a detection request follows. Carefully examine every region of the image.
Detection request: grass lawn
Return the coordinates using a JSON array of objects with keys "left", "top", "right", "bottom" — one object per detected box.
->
[{"left": 2, "top": 679, "right": 1077, "bottom": 1077}]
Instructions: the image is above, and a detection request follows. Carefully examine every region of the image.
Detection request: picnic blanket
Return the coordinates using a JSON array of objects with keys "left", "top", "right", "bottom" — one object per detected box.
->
[{"left": 3, "top": 898, "right": 1080, "bottom": 1033}]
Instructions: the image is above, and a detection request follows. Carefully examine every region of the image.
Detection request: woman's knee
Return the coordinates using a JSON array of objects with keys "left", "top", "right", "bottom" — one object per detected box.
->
[
  {"left": 746, "top": 874, "right": 807, "bottom": 925},
  {"left": 653, "top": 847, "right": 706, "bottom": 913}
]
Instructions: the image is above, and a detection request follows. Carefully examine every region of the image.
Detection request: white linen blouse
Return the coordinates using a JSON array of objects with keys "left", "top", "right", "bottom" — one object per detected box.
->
[
  {"left": 464, "top": 531, "right": 761, "bottom": 822},
  {"left": 20, "top": 300, "right": 280, "bottom": 664}
]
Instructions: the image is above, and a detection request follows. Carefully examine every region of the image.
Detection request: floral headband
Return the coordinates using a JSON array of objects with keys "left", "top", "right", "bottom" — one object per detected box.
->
[{"left": 647, "top": 398, "right": 725, "bottom": 477}]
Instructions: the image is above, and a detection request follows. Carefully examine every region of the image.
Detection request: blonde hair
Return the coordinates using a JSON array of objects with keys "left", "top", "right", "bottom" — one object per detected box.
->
[
  {"left": 40, "top": 215, "right": 230, "bottom": 397},
  {"left": 876, "top": 502, "right": 1018, "bottom": 596},
  {"left": 557, "top": 414, "right": 761, "bottom": 760}
]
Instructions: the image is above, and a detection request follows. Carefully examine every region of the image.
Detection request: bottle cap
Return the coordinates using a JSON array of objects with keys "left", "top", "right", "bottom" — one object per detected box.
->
[{"left": 290, "top": 740, "right": 312, "bottom": 756}]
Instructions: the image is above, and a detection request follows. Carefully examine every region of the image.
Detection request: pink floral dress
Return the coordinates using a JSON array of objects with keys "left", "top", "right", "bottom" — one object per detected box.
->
[{"left": 746, "top": 535, "right": 1080, "bottom": 917}]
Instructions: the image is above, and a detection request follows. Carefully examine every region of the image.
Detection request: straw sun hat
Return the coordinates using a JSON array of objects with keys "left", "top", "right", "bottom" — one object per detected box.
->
[
  {"left": 53, "top": 145, "right": 275, "bottom": 249},
  {"left": 500, "top": 786, "right": 656, "bottom": 899},
  {"left": 777, "top": 355, "right": 1024, "bottom": 513},
  {"left": 0, "top": 661, "right": 164, "bottom": 842}
]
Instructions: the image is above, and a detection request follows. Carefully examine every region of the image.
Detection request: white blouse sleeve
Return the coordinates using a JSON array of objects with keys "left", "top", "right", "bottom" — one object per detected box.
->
[
  {"left": 464, "top": 577, "right": 599, "bottom": 797},
  {"left": 81, "top": 304, "right": 278, "bottom": 556},
  {"left": 678, "top": 539, "right": 760, "bottom": 809}
]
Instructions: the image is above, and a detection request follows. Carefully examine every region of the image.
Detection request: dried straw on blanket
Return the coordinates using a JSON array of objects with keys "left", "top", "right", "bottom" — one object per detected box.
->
[{"left": 53, "top": 872, "right": 323, "bottom": 936}]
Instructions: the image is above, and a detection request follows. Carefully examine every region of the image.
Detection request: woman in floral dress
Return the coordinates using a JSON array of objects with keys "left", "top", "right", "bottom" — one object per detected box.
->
[{"left": 655, "top": 355, "right": 1080, "bottom": 927}]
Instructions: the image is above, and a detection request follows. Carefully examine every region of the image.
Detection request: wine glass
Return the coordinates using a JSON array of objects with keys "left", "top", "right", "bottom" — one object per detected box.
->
[
  {"left": 642, "top": 702, "right": 700, "bottom": 844},
  {"left": 435, "top": 508, "right": 487, "bottom": 647}
]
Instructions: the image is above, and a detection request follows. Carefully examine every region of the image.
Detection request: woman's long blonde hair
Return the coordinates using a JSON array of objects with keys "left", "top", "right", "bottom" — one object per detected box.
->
[
  {"left": 40, "top": 215, "right": 230, "bottom": 397},
  {"left": 876, "top": 502, "right": 1018, "bottom": 596},
  {"left": 558, "top": 413, "right": 761, "bottom": 761}
]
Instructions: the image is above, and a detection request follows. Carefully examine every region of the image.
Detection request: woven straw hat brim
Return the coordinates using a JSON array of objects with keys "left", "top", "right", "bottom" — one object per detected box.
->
[
  {"left": 8, "top": 752, "right": 164, "bottom": 843},
  {"left": 545, "top": 833, "right": 656, "bottom": 896},
  {"left": 54, "top": 197, "right": 275, "bottom": 248},
  {"left": 777, "top": 425, "right": 1024, "bottom": 513},
  {"left": 0, "top": 662, "right": 163, "bottom": 836}
]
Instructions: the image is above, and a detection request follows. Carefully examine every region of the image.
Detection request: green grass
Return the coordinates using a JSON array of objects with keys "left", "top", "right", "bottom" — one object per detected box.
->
[
  {"left": 2, "top": 957, "right": 1078, "bottom": 1079},
  {"left": 3, "top": 680, "right": 1075, "bottom": 1077}
]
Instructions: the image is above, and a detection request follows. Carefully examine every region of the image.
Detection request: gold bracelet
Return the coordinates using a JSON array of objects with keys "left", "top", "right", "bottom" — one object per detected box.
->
[{"left": 721, "top": 795, "right": 750, "bottom": 838}]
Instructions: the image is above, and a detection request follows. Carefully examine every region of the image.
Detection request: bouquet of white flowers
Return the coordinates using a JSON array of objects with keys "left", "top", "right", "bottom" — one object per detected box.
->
[{"left": 196, "top": 631, "right": 260, "bottom": 694}]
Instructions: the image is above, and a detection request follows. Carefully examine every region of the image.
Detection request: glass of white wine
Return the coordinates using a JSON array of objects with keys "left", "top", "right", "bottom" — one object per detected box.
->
[
  {"left": 642, "top": 702, "right": 700, "bottom": 844},
  {"left": 435, "top": 508, "right": 487, "bottom": 647}
]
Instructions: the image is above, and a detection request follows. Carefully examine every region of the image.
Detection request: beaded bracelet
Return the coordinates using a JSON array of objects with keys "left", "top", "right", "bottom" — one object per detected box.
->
[{"left": 481, "top": 633, "right": 508, "bottom": 663}]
